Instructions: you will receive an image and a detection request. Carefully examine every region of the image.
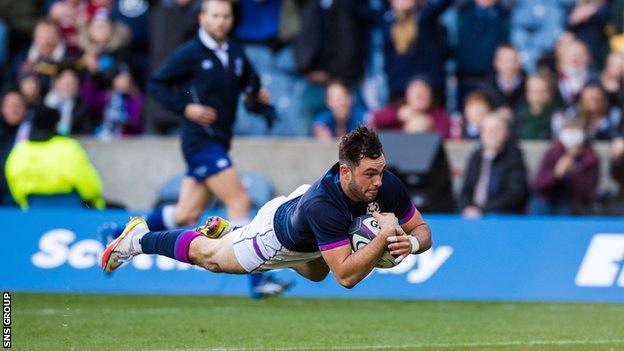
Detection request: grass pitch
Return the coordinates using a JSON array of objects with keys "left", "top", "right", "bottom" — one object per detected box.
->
[{"left": 13, "top": 293, "right": 624, "bottom": 350}]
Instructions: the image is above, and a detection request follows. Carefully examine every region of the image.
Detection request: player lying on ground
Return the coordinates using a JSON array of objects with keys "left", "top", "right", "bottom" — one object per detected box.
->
[{"left": 101, "top": 126, "right": 432, "bottom": 288}]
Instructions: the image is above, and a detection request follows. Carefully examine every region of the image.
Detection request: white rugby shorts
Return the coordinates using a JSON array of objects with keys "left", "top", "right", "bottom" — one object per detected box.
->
[{"left": 232, "top": 184, "right": 321, "bottom": 273}]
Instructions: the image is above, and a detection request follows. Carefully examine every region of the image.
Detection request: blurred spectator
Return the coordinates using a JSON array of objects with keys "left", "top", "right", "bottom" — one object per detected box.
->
[
  {"left": 0, "top": 92, "right": 29, "bottom": 206},
  {"left": 511, "top": 0, "right": 567, "bottom": 73},
  {"left": 18, "top": 73, "right": 42, "bottom": 106},
  {"left": 95, "top": 68, "right": 143, "bottom": 139},
  {"left": 0, "top": 0, "right": 44, "bottom": 57},
  {"left": 110, "top": 0, "right": 151, "bottom": 87},
  {"left": 554, "top": 83, "right": 623, "bottom": 140},
  {"left": 149, "top": 0, "right": 199, "bottom": 72},
  {"left": 145, "top": 0, "right": 200, "bottom": 134},
  {"left": 566, "top": 0, "right": 608, "bottom": 68},
  {"left": 10, "top": 19, "right": 72, "bottom": 93},
  {"left": 0, "top": 19, "right": 8, "bottom": 82},
  {"left": 578, "top": 83, "right": 623, "bottom": 140},
  {"left": 232, "top": 0, "right": 306, "bottom": 136},
  {"left": 600, "top": 51, "right": 624, "bottom": 108},
  {"left": 530, "top": 118, "right": 599, "bottom": 215},
  {"left": 513, "top": 74, "right": 557, "bottom": 140},
  {"left": 603, "top": 137, "right": 624, "bottom": 214},
  {"left": 372, "top": 77, "right": 451, "bottom": 138},
  {"left": 4, "top": 105, "right": 105, "bottom": 210},
  {"left": 355, "top": 0, "right": 452, "bottom": 100},
  {"left": 480, "top": 44, "right": 526, "bottom": 110},
  {"left": 555, "top": 39, "right": 595, "bottom": 106},
  {"left": 536, "top": 30, "right": 577, "bottom": 74},
  {"left": 234, "top": 0, "right": 283, "bottom": 47},
  {"left": 79, "top": 10, "right": 133, "bottom": 124},
  {"left": 44, "top": 68, "right": 92, "bottom": 135},
  {"left": 312, "top": 81, "right": 365, "bottom": 141},
  {"left": 294, "top": 0, "right": 366, "bottom": 128},
  {"left": 295, "top": 0, "right": 365, "bottom": 85},
  {"left": 462, "top": 90, "right": 491, "bottom": 139},
  {"left": 78, "top": 9, "right": 131, "bottom": 82},
  {"left": 49, "top": 0, "right": 88, "bottom": 55},
  {"left": 459, "top": 114, "right": 529, "bottom": 217},
  {"left": 456, "top": 0, "right": 510, "bottom": 106}
]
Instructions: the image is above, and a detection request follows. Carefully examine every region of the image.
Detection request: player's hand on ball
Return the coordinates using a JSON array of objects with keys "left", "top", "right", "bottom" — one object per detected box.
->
[
  {"left": 371, "top": 212, "right": 399, "bottom": 232},
  {"left": 386, "top": 235, "right": 412, "bottom": 263}
]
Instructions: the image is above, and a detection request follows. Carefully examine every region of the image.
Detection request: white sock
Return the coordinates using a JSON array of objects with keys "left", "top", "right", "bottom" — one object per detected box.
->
[
  {"left": 162, "top": 205, "right": 177, "bottom": 230},
  {"left": 130, "top": 230, "right": 146, "bottom": 255}
]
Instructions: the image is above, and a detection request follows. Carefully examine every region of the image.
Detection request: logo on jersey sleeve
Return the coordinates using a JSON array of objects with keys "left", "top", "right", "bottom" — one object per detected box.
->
[{"left": 366, "top": 202, "right": 380, "bottom": 214}]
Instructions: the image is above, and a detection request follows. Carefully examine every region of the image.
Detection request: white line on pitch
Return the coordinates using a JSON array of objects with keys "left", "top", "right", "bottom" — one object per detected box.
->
[{"left": 144, "top": 338, "right": 624, "bottom": 351}]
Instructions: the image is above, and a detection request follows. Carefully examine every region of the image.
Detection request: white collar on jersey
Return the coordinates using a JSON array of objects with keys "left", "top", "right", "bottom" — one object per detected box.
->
[{"left": 198, "top": 28, "right": 229, "bottom": 67}]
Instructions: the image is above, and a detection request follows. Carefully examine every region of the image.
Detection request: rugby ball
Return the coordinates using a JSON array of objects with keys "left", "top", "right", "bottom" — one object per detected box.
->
[{"left": 349, "top": 215, "right": 399, "bottom": 268}]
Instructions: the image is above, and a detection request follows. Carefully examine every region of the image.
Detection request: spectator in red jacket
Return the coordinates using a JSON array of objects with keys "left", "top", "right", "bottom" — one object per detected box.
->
[{"left": 529, "top": 118, "right": 599, "bottom": 215}]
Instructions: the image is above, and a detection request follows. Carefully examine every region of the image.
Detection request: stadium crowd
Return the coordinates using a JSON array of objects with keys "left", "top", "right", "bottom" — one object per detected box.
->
[{"left": 2, "top": 0, "right": 624, "bottom": 216}]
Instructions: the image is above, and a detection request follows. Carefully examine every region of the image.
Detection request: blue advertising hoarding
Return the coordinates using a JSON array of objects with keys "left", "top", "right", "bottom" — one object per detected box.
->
[{"left": 1, "top": 209, "right": 623, "bottom": 302}]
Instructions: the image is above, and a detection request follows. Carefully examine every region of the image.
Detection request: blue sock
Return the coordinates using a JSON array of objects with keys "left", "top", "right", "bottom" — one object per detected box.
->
[
  {"left": 140, "top": 229, "right": 203, "bottom": 263},
  {"left": 145, "top": 208, "right": 167, "bottom": 231}
]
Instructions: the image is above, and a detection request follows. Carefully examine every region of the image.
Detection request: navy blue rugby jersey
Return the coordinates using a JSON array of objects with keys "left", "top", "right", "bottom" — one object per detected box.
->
[{"left": 273, "top": 163, "right": 417, "bottom": 253}]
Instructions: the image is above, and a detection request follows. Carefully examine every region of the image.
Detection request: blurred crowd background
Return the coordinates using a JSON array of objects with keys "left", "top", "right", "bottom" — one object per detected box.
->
[{"left": 3, "top": 0, "right": 624, "bottom": 216}]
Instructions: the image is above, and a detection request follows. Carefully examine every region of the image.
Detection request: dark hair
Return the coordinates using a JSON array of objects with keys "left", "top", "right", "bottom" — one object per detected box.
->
[{"left": 338, "top": 125, "right": 383, "bottom": 167}]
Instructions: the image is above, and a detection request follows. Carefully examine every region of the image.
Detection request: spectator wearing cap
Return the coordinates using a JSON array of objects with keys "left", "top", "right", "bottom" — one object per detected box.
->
[
  {"left": 4, "top": 105, "right": 105, "bottom": 210},
  {"left": 312, "top": 81, "right": 366, "bottom": 141},
  {"left": 372, "top": 77, "right": 451, "bottom": 138}
]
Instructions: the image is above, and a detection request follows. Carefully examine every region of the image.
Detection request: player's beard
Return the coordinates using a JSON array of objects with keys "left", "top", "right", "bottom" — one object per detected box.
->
[{"left": 348, "top": 178, "right": 376, "bottom": 203}]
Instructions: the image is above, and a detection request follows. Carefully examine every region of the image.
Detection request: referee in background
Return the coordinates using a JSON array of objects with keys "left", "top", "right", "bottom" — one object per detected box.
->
[{"left": 144, "top": 0, "right": 287, "bottom": 297}]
